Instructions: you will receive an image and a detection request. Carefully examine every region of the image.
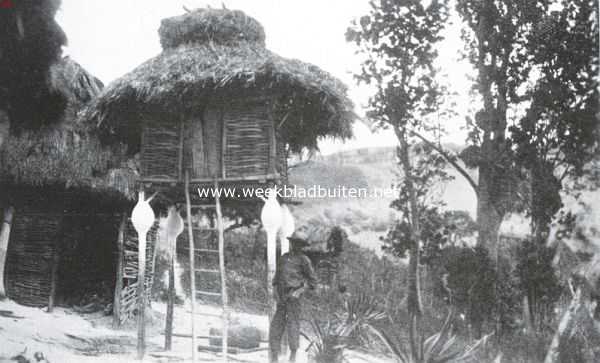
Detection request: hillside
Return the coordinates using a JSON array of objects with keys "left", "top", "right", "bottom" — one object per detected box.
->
[{"left": 287, "top": 145, "right": 478, "bottom": 254}]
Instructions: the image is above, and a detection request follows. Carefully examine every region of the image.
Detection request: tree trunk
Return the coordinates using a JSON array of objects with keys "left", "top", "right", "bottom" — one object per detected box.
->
[
  {"left": 0, "top": 205, "right": 14, "bottom": 298},
  {"left": 396, "top": 127, "right": 422, "bottom": 360},
  {"left": 476, "top": 165, "right": 503, "bottom": 261},
  {"left": 544, "top": 287, "right": 587, "bottom": 363}
]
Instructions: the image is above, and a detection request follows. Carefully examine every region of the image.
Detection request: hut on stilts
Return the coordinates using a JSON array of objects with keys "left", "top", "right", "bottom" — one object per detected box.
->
[
  {"left": 81, "top": 7, "right": 355, "bottom": 359},
  {"left": 0, "top": 57, "right": 139, "bottom": 308}
]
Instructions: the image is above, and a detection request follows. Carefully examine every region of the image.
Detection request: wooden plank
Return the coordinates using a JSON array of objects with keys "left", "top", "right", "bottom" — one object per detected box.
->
[
  {"left": 47, "top": 240, "right": 60, "bottom": 312},
  {"left": 139, "top": 173, "right": 281, "bottom": 184},
  {"left": 221, "top": 115, "right": 227, "bottom": 180},
  {"left": 178, "top": 118, "right": 185, "bottom": 181},
  {"left": 0, "top": 206, "right": 14, "bottom": 298},
  {"left": 112, "top": 215, "right": 126, "bottom": 328},
  {"left": 215, "top": 180, "right": 228, "bottom": 362},
  {"left": 267, "top": 118, "right": 277, "bottom": 175},
  {"left": 165, "top": 256, "right": 176, "bottom": 350},
  {"left": 185, "top": 171, "right": 198, "bottom": 363}
]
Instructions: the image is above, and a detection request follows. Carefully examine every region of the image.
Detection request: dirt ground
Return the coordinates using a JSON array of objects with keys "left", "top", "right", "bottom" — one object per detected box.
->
[{"left": 0, "top": 299, "right": 392, "bottom": 363}]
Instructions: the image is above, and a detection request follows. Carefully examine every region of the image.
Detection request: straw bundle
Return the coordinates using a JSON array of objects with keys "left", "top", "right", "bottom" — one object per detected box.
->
[{"left": 159, "top": 8, "right": 266, "bottom": 49}]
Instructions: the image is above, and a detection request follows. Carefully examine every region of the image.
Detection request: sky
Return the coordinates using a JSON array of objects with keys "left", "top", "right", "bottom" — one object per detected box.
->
[{"left": 56, "top": 0, "right": 475, "bottom": 155}]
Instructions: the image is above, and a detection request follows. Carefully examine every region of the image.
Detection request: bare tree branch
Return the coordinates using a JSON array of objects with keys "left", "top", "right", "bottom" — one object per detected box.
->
[{"left": 409, "top": 130, "right": 479, "bottom": 197}]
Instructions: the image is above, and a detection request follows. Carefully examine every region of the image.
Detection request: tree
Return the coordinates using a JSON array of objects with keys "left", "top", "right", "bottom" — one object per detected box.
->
[
  {"left": 455, "top": 0, "right": 557, "bottom": 257},
  {"left": 510, "top": 0, "right": 599, "bottom": 241},
  {"left": 0, "top": 0, "right": 67, "bottom": 131},
  {"left": 347, "top": 0, "right": 450, "bottom": 358},
  {"left": 508, "top": 0, "right": 598, "bottom": 339}
]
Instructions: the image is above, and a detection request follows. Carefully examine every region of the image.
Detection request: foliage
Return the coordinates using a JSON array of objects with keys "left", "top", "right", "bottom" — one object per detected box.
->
[
  {"left": 455, "top": 0, "right": 551, "bottom": 248},
  {"left": 346, "top": 0, "right": 449, "bottom": 131},
  {"left": 303, "top": 317, "right": 354, "bottom": 363},
  {"left": 368, "top": 310, "right": 493, "bottom": 363},
  {"left": 304, "top": 292, "right": 387, "bottom": 363},
  {"left": 514, "top": 240, "right": 563, "bottom": 331},
  {"left": 382, "top": 207, "right": 476, "bottom": 263},
  {"left": 509, "top": 0, "right": 599, "bottom": 237}
]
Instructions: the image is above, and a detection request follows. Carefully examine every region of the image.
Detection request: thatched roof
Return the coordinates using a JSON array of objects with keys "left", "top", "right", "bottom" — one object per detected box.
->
[
  {"left": 0, "top": 0, "right": 69, "bottom": 130},
  {"left": 82, "top": 8, "right": 355, "bottom": 153},
  {"left": 0, "top": 57, "right": 136, "bottom": 202}
]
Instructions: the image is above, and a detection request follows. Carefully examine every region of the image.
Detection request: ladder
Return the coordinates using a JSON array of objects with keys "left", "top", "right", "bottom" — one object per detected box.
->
[{"left": 184, "top": 172, "right": 229, "bottom": 362}]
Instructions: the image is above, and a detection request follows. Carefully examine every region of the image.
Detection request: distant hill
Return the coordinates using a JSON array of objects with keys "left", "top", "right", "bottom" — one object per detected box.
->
[{"left": 287, "top": 145, "right": 478, "bottom": 254}]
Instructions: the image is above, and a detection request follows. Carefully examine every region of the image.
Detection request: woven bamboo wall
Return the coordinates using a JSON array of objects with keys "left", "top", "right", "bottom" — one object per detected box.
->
[
  {"left": 140, "top": 97, "right": 287, "bottom": 183},
  {"left": 5, "top": 212, "right": 121, "bottom": 307},
  {"left": 141, "top": 116, "right": 181, "bottom": 180},
  {"left": 116, "top": 219, "right": 159, "bottom": 325},
  {"left": 5, "top": 214, "right": 58, "bottom": 306},
  {"left": 222, "top": 100, "right": 271, "bottom": 178}
]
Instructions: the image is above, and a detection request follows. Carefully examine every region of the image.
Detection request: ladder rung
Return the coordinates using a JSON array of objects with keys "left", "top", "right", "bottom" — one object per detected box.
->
[
  {"left": 187, "top": 310, "right": 223, "bottom": 318},
  {"left": 197, "top": 290, "right": 222, "bottom": 297},
  {"left": 182, "top": 247, "right": 219, "bottom": 254},
  {"left": 195, "top": 268, "right": 220, "bottom": 273},
  {"left": 190, "top": 205, "right": 216, "bottom": 209}
]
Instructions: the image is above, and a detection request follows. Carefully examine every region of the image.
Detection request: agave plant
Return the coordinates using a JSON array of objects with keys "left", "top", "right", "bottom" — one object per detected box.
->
[
  {"left": 365, "top": 310, "right": 493, "bottom": 363},
  {"left": 303, "top": 293, "right": 388, "bottom": 363},
  {"left": 302, "top": 317, "right": 357, "bottom": 363},
  {"left": 339, "top": 292, "right": 387, "bottom": 346}
]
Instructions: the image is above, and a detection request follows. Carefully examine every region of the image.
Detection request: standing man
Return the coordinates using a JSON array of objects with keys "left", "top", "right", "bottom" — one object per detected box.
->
[{"left": 269, "top": 231, "right": 318, "bottom": 363}]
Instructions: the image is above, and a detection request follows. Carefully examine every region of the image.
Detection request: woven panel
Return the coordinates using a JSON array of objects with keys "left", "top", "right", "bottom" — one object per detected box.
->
[
  {"left": 141, "top": 118, "right": 181, "bottom": 180},
  {"left": 5, "top": 214, "right": 58, "bottom": 306},
  {"left": 223, "top": 101, "right": 271, "bottom": 178},
  {"left": 276, "top": 135, "right": 288, "bottom": 180},
  {"left": 118, "top": 219, "right": 159, "bottom": 324}
]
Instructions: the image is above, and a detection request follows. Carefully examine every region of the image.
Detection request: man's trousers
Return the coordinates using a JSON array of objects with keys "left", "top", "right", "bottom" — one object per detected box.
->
[{"left": 269, "top": 296, "right": 301, "bottom": 355}]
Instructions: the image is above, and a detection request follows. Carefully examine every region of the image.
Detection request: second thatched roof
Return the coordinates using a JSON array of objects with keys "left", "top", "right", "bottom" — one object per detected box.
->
[
  {"left": 0, "top": 57, "right": 136, "bottom": 203},
  {"left": 82, "top": 8, "right": 355, "bottom": 153}
]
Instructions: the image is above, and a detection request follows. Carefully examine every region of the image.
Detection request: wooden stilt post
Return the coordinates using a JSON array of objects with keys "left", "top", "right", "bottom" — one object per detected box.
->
[
  {"left": 48, "top": 245, "right": 60, "bottom": 312},
  {"left": 0, "top": 205, "right": 14, "bottom": 298},
  {"left": 113, "top": 215, "right": 127, "bottom": 328},
  {"left": 261, "top": 188, "right": 282, "bottom": 362},
  {"left": 165, "top": 205, "right": 184, "bottom": 351},
  {"left": 185, "top": 171, "right": 198, "bottom": 363},
  {"left": 215, "top": 180, "right": 228, "bottom": 362},
  {"left": 165, "top": 253, "right": 175, "bottom": 350},
  {"left": 132, "top": 191, "right": 156, "bottom": 360},
  {"left": 137, "top": 242, "right": 147, "bottom": 360}
]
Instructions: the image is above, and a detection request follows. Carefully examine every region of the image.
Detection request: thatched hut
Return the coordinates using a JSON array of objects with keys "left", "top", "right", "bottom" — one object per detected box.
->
[
  {"left": 0, "top": 56, "right": 137, "bottom": 307},
  {"left": 82, "top": 8, "right": 354, "bottom": 189},
  {"left": 79, "top": 8, "right": 355, "bottom": 328}
]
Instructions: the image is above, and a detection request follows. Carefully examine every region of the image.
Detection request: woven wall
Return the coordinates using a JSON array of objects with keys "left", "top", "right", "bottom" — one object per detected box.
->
[
  {"left": 223, "top": 99, "right": 271, "bottom": 178},
  {"left": 5, "top": 212, "right": 121, "bottom": 307},
  {"left": 5, "top": 214, "right": 58, "bottom": 306},
  {"left": 140, "top": 97, "right": 287, "bottom": 183},
  {"left": 141, "top": 116, "right": 181, "bottom": 180},
  {"left": 116, "top": 219, "right": 159, "bottom": 325}
]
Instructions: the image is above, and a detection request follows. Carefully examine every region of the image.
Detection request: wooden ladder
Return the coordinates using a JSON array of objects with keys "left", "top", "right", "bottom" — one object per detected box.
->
[{"left": 184, "top": 172, "right": 229, "bottom": 362}]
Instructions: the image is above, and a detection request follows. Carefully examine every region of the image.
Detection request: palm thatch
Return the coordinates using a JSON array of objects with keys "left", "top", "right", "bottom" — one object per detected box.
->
[
  {"left": 82, "top": 8, "right": 355, "bottom": 153},
  {"left": 0, "top": 57, "right": 136, "bottom": 203},
  {"left": 0, "top": 0, "right": 68, "bottom": 130},
  {"left": 159, "top": 7, "right": 266, "bottom": 48}
]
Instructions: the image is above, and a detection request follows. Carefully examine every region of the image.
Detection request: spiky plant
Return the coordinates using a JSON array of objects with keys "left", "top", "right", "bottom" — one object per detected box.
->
[
  {"left": 365, "top": 311, "right": 493, "bottom": 363},
  {"left": 338, "top": 292, "right": 387, "bottom": 346},
  {"left": 303, "top": 318, "right": 357, "bottom": 363}
]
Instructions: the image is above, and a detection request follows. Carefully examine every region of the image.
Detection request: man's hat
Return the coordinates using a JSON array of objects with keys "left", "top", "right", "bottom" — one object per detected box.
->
[{"left": 287, "top": 231, "right": 310, "bottom": 246}]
